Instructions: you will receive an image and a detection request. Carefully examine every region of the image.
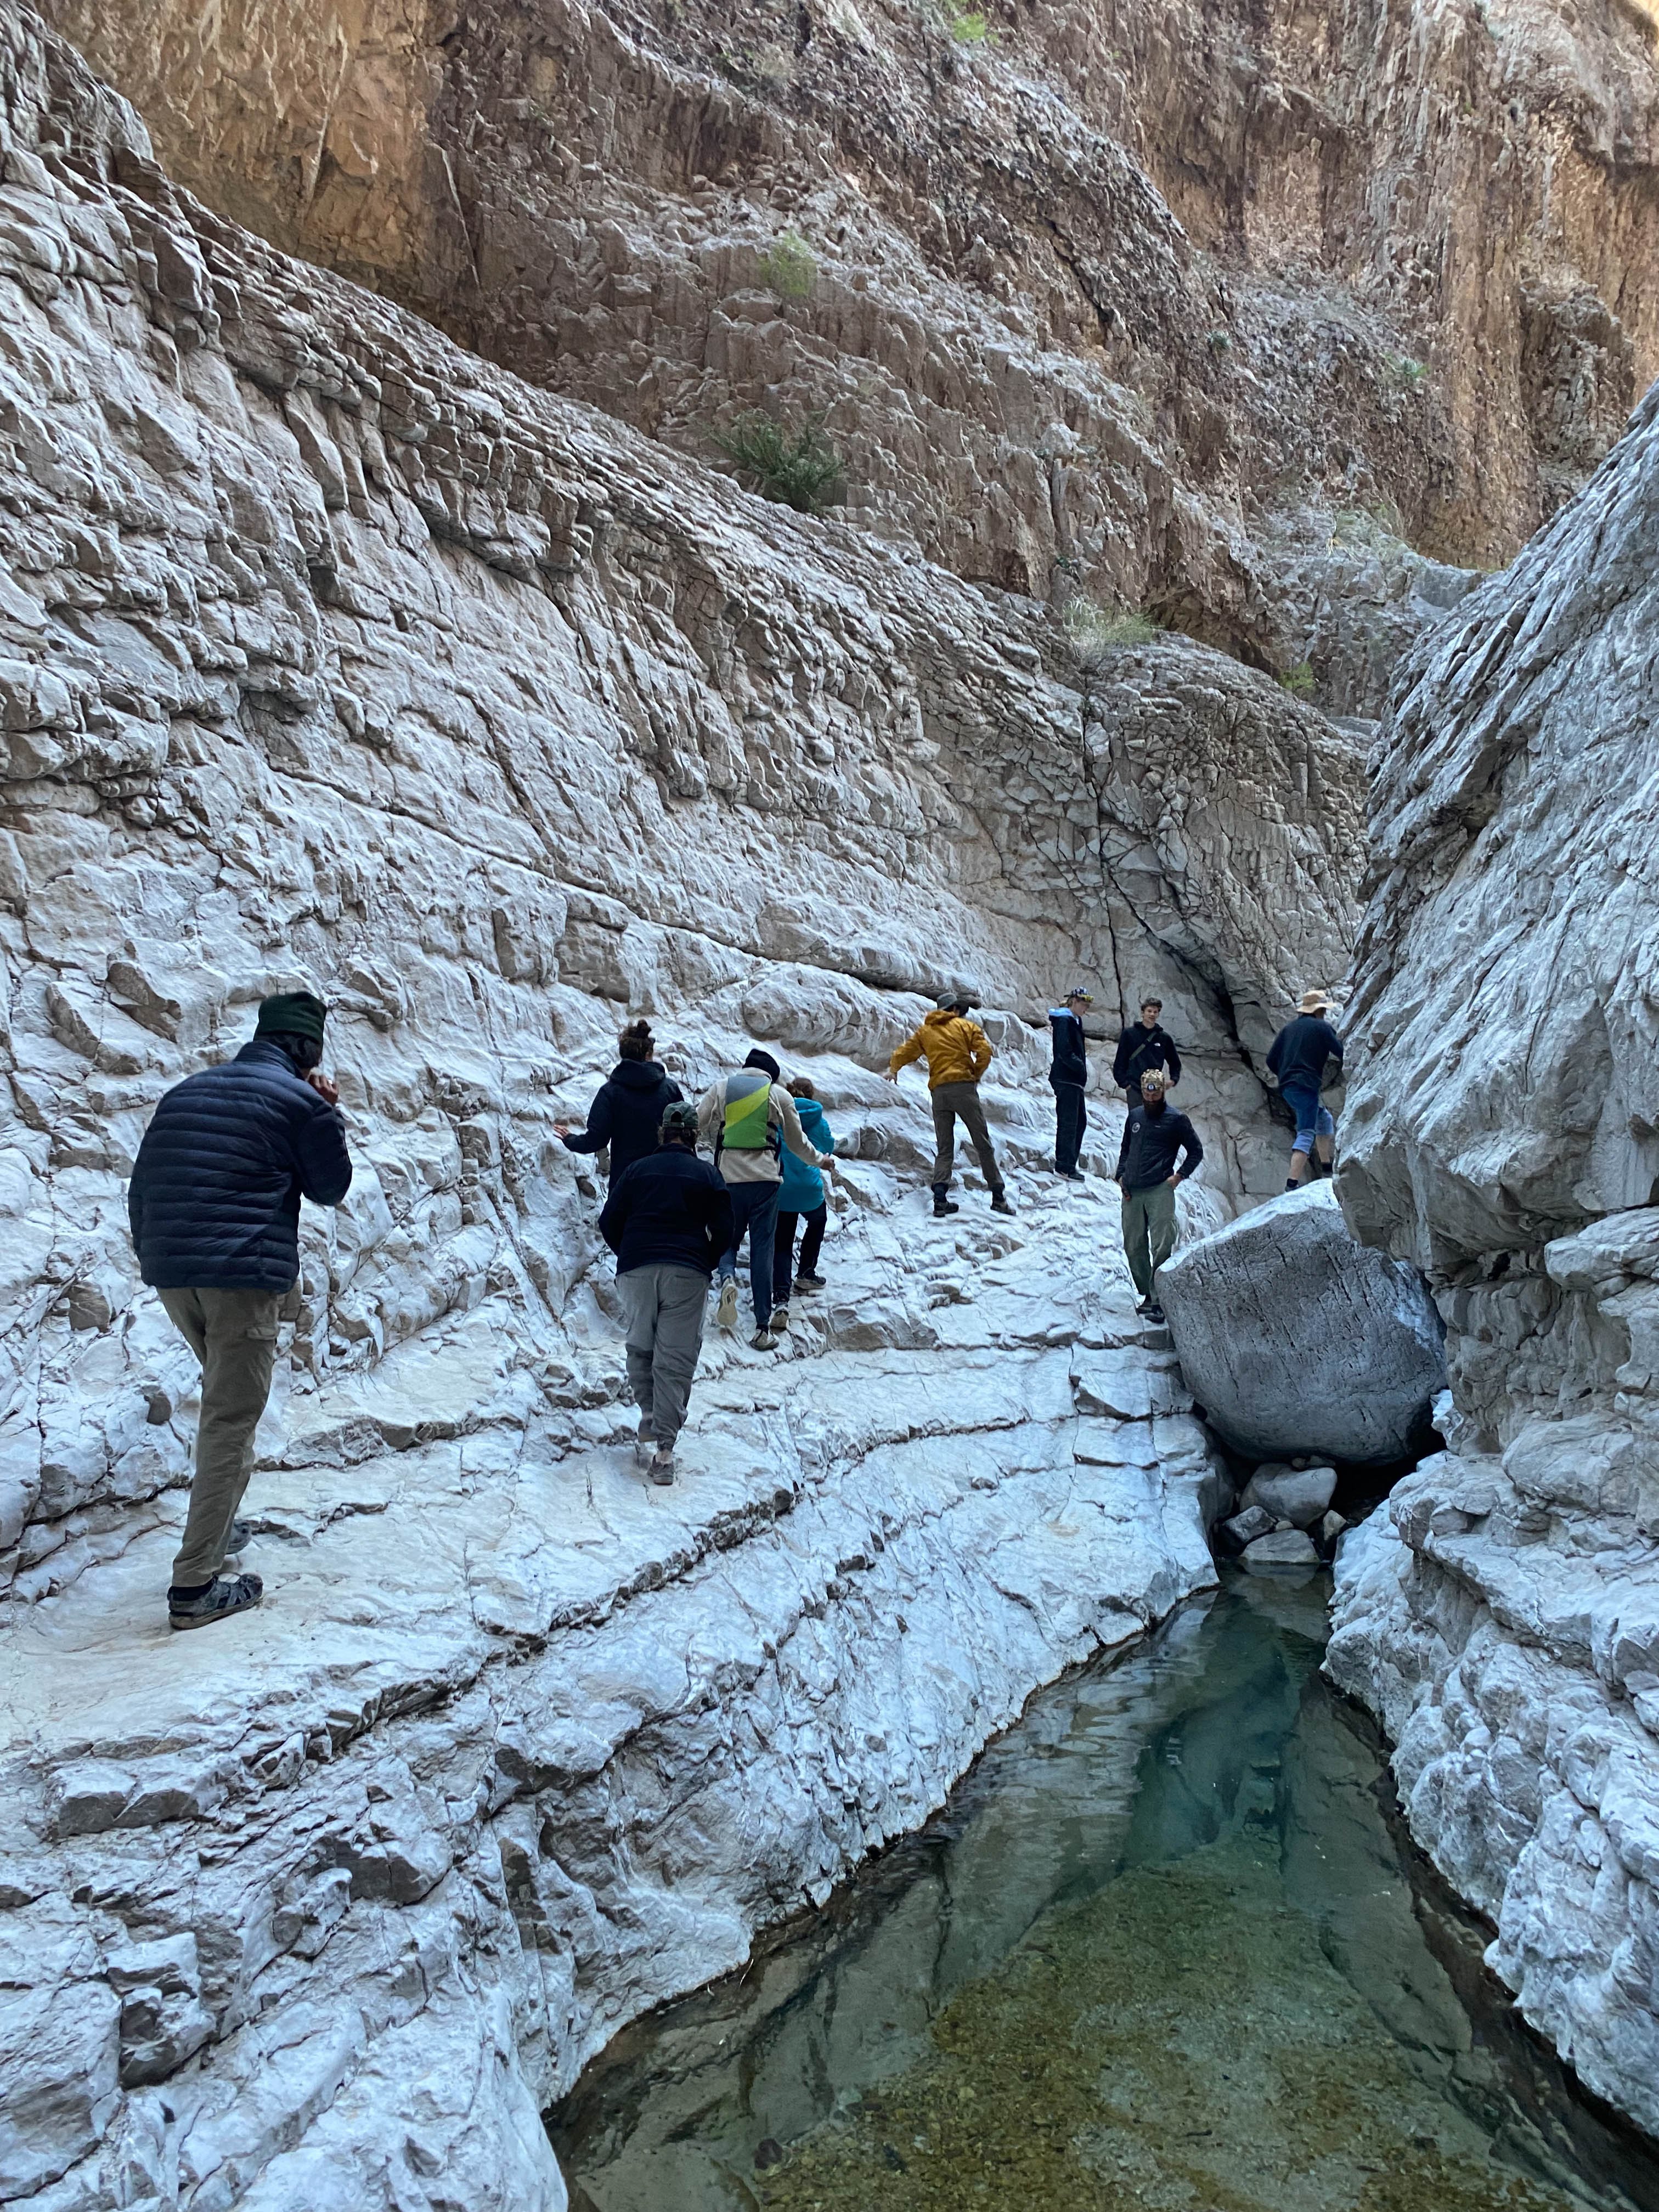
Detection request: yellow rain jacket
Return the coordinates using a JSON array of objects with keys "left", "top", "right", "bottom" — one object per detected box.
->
[{"left": 889, "top": 1009, "right": 994, "bottom": 1090}]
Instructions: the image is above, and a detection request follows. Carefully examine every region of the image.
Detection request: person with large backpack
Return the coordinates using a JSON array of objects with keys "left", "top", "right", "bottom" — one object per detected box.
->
[
  {"left": 695, "top": 1049, "right": 836, "bottom": 1348},
  {"left": 599, "top": 1100, "right": 733, "bottom": 1485},
  {"left": 556, "top": 1018, "right": 681, "bottom": 1188}
]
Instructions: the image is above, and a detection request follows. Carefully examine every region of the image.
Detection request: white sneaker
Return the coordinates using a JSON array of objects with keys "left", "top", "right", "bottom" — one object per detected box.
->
[
  {"left": 716, "top": 1279, "right": 739, "bottom": 1331},
  {"left": 771, "top": 1303, "right": 791, "bottom": 1332},
  {"left": 749, "top": 1330, "right": 777, "bottom": 1351}
]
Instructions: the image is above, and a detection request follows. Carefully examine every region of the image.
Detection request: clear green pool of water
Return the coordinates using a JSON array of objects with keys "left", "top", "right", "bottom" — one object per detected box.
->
[{"left": 549, "top": 1571, "right": 1659, "bottom": 2212}]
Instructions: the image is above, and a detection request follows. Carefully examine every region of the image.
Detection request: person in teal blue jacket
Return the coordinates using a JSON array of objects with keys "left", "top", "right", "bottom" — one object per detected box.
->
[{"left": 771, "top": 1076, "right": 834, "bottom": 1329}]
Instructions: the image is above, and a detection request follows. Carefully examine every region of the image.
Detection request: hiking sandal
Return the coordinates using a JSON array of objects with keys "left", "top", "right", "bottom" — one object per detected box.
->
[{"left": 168, "top": 1571, "right": 263, "bottom": 1632}]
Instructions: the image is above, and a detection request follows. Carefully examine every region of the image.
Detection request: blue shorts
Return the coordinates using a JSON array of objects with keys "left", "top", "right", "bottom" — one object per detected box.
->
[{"left": 1281, "top": 1082, "right": 1334, "bottom": 1153}]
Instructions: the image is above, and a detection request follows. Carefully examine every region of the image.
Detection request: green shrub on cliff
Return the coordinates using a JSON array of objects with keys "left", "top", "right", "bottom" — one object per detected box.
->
[
  {"left": 764, "top": 231, "right": 817, "bottom": 302},
  {"left": 713, "top": 413, "right": 846, "bottom": 514}
]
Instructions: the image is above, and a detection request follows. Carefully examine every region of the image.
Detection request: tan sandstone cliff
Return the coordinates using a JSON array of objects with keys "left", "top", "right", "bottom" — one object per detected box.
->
[{"left": 40, "top": 0, "right": 1658, "bottom": 710}]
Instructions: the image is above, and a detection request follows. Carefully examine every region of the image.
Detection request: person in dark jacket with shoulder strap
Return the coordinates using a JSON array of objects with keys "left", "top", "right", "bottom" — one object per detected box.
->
[
  {"left": 1112, "top": 994, "right": 1182, "bottom": 1102},
  {"left": 557, "top": 1018, "right": 682, "bottom": 1187},
  {"left": 599, "top": 1100, "right": 733, "bottom": 1485},
  {"left": 1266, "top": 989, "right": 1344, "bottom": 1190},
  {"left": 128, "top": 991, "right": 352, "bottom": 1631},
  {"left": 1048, "top": 986, "right": 1093, "bottom": 1180},
  {"left": 1114, "top": 1067, "right": 1203, "bottom": 1321}
]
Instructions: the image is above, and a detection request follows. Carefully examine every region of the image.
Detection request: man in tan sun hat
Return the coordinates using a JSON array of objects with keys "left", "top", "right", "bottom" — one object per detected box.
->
[{"left": 1266, "top": 989, "right": 1344, "bottom": 1191}]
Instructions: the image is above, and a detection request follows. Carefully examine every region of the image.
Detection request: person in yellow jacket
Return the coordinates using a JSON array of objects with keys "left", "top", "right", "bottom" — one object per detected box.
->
[{"left": 886, "top": 994, "right": 1015, "bottom": 1217}]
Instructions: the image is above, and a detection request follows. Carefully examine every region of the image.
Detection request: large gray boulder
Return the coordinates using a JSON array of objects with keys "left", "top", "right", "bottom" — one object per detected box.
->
[{"left": 1156, "top": 1183, "right": 1445, "bottom": 1463}]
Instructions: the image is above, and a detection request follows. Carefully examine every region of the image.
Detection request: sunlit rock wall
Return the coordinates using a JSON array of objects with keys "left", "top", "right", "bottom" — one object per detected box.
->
[
  {"left": 1329, "top": 376, "right": 1659, "bottom": 2139},
  {"left": 0, "top": 10, "right": 1354, "bottom": 2204}
]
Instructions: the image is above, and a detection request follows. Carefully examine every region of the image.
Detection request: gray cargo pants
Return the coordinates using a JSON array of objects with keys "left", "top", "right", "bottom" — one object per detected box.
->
[
  {"left": 930, "top": 1080, "right": 1003, "bottom": 1195},
  {"left": 620, "top": 1263, "right": 709, "bottom": 1449},
  {"left": 158, "top": 1285, "right": 281, "bottom": 1585}
]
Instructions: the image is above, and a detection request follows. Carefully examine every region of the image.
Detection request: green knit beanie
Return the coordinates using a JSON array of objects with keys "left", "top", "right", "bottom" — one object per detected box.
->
[{"left": 255, "top": 990, "right": 328, "bottom": 1046}]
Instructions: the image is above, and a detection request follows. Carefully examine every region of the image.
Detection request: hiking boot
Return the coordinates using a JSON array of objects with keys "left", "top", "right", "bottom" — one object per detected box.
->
[
  {"left": 794, "top": 1272, "right": 826, "bottom": 1293},
  {"left": 716, "top": 1279, "right": 740, "bottom": 1331},
  {"left": 1135, "top": 1297, "right": 1154, "bottom": 1317},
  {"left": 168, "top": 1572, "right": 263, "bottom": 1633},
  {"left": 932, "top": 1190, "right": 960, "bottom": 1218},
  {"left": 648, "top": 1449, "right": 675, "bottom": 1487},
  {"left": 771, "top": 1302, "right": 791, "bottom": 1332},
  {"left": 749, "top": 1330, "right": 778, "bottom": 1351},
  {"left": 1144, "top": 1301, "right": 1166, "bottom": 1324},
  {"left": 990, "top": 1192, "right": 1015, "bottom": 1216},
  {"left": 635, "top": 1424, "right": 656, "bottom": 1468}
]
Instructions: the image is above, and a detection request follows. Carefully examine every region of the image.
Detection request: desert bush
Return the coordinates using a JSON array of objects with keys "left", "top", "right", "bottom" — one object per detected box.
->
[
  {"left": 763, "top": 230, "right": 817, "bottom": 302},
  {"left": 949, "top": 7, "right": 991, "bottom": 38},
  {"left": 713, "top": 413, "right": 845, "bottom": 514},
  {"left": 1062, "top": 600, "right": 1159, "bottom": 671},
  {"left": 1277, "top": 659, "right": 1317, "bottom": 698}
]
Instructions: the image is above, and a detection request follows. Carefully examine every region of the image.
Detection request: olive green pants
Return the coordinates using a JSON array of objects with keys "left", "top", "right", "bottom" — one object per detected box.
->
[
  {"left": 1120, "top": 1181, "right": 1177, "bottom": 1301},
  {"left": 159, "top": 1286, "right": 281, "bottom": 1585}
]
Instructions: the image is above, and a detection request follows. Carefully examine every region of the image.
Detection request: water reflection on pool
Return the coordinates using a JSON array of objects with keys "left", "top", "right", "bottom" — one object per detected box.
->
[{"left": 549, "top": 1571, "right": 1659, "bottom": 2212}]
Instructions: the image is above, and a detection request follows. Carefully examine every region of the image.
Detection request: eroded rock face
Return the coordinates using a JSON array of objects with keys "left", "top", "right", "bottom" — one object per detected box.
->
[
  {"left": 49, "top": 0, "right": 1643, "bottom": 704},
  {"left": 1156, "top": 1183, "right": 1446, "bottom": 1464},
  {"left": 1329, "top": 379, "right": 1659, "bottom": 2137},
  {"left": 0, "top": 13, "right": 1274, "bottom": 2201}
]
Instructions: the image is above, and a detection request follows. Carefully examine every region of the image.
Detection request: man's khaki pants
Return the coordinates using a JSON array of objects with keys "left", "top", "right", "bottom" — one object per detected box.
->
[
  {"left": 159, "top": 1287, "right": 281, "bottom": 1585},
  {"left": 1121, "top": 1181, "right": 1177, "bottom": 1301},
  {"left": 930, "top": 1080, "right": 1003, "bottom": 1195}
]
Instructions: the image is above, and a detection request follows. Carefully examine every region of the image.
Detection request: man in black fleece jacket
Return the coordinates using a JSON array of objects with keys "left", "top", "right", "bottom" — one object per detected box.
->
[
  {"left": 598, "top": 1103, "right": 733, "bottom": 1484},
  {"left": 1112, "top": 996, "right": 1182, "bottom": 1102},
  {"left": 1114, "top": 1068, "right": 1203, "bottom": 1319}
]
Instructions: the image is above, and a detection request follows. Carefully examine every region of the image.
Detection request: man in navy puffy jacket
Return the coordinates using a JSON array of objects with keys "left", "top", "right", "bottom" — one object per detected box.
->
[{"left": 128, "top": 990, "right": 352, "bottom": 1630}]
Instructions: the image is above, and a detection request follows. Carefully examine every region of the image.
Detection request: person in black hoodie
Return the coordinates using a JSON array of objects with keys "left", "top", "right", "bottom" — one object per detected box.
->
[
  {"left": 557, "top": 1019, "right": 682, "bottom": 1187},
  {"left": 1048, "top": 988, "right": 1093, "bottom": 1178},
  {"left": 598, "top": 1101, "right": 733, "bottom": 1486},
  {"left": 1114, "top": 1068, "right": 1203, "bottom": 1321},
  {"left": 1112, "top": 995, "right": 1182, "bottom": 1102}
]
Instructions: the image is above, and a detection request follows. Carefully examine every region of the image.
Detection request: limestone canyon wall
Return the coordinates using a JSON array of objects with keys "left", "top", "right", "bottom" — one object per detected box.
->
[
  {"left": 0, "top": 7, "right": 1357, "bottom": 2202},
  {"left": 52, "top": 0, "right": 1659, "bottom": 705},
  {"left": 1329, "top": 379, "right": 1659, "bottom": 2138}
]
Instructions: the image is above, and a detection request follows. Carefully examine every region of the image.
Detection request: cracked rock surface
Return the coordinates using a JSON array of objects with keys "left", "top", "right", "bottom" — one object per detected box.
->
[
  {"left": 1328, "top": 378, "right": 1659, "bottom": 2140},
  {"left": 0, "top": 13, "right": 1271, "bottom": 2203}
]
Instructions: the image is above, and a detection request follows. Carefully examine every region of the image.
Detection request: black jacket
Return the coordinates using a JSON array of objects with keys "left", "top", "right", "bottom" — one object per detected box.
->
[
  {"left": 1113, "top": 1021, "right": 1182, "bottom": 1092},
  {"left": 562, "top": 1059, "right": 683, "bottom": 1186},
  {"left": 1116, "top": 1100, "right": 1203, "bottom": 1192},
  {"left": 128, "top": 1039, "right": 353, "bottom": 1291},
  {"left": 1048, "top": 1008, "right": 1088, "bottom": 1087},
  {"left": 599, "top": 1144, "right": 734, "bottom": 1277},
  {"left": 1266, "top": 1014, "right": 1344, "bottom": 1092}
]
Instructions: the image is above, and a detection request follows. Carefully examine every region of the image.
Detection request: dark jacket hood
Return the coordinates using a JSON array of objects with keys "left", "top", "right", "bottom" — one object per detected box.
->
[{"left": 610, "top": 1058, "right": 670, "bottom": 1091}]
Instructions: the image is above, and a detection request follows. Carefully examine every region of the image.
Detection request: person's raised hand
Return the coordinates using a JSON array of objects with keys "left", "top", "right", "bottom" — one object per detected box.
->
[
  {"left": 555, "top": 1121, "right": 571, "bottom": 1137},
  {"left": 307, "top": 1068, "right": 340, "bottom": 1107},
  {"left": 883, "top": 1067, "right": 899, "bottom": 1083}
]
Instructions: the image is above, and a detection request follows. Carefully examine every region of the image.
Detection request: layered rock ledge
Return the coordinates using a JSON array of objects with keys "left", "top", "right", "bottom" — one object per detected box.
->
[{"left": 1329, "top": 376, "right": 1659, "bottom": 2137}]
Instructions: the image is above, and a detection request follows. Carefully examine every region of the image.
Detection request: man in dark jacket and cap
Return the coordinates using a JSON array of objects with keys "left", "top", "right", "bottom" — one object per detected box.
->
[
  {"left": 599, "top": 1100, "right": 733, "bottom": 1486},
  {"left": 128, "top": 991, "right": 352, "bottom": 1630},
  {"left": 1047, "top": 988, "right": 1093, "bottom": 1180}
]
